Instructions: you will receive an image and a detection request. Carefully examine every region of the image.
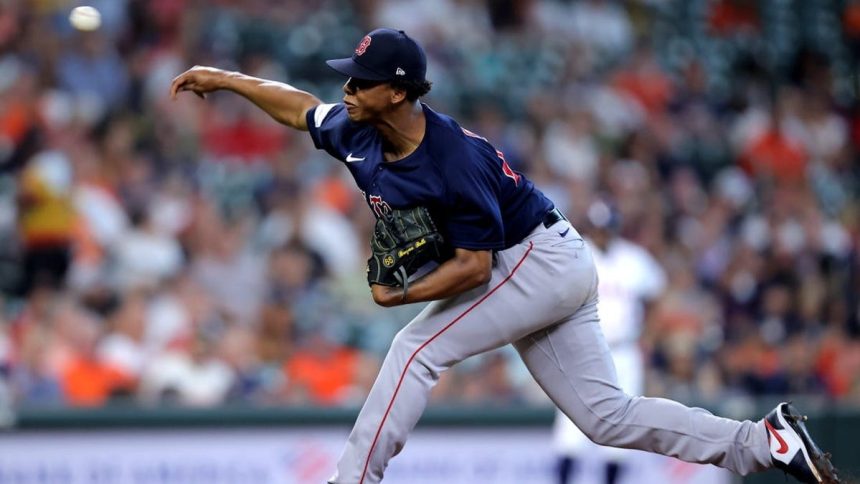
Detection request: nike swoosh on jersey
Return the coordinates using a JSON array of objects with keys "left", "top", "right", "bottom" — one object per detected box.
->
[
  {"left": 346, "top": 153, "right": 366, "bottom": 162},
  {"left": 559, "top": 227, "right": 570, "bottom": 238},
  {"left": 765, "top": 419, "right": 790, "bottom": 455}
]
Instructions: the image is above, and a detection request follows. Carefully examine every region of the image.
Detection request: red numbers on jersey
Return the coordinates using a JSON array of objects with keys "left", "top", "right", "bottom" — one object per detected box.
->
[
  {"left": 495, "top": 149, "right": 520, "bottom": 186},
  {"left": 462, "top": 128, "right": 520, "bottom": 186}
]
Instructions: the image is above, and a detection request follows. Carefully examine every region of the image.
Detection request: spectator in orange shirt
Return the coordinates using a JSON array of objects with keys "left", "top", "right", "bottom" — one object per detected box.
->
[
  {"left": 62, "top": 351, "right": 132, "bottom": 406},
  {"left": 58, "top": 306, "right": 133, "bottom": 406},
  {"left": 610, "top": 45, "right": 674, "bottom": 117},
  {"left": 739, "top": 108, "right": 808, "bottom": 185},
  {"left": 285, "top": 331, "right": 362, "bottom": 406}
]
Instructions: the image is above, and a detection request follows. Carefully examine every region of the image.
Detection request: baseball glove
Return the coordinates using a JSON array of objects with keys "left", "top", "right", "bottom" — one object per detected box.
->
[{"left": 367, "top": 206, "right": 450, "bottom": 298}]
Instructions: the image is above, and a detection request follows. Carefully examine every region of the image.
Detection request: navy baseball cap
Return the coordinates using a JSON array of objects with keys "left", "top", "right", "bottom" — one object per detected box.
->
[{"left": 326, "top": 28, "right": 427, "bottom": 82}]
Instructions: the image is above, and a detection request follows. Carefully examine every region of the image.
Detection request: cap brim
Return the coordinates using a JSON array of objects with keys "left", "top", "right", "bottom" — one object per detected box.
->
[{"left": 325, "top": 58, "right": 389, "bottom": 81}]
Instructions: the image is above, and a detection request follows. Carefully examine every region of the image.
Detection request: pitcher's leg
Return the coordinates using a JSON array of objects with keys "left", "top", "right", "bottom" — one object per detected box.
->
[
  {"left": 332, "top": 243, "right": 544, "bottom": 484},
  {"left": 514, "top": 298, "right": 772, "bottom": 476},
  {"left": 332, "top": 301, "right": 445, "bottom": 484}
]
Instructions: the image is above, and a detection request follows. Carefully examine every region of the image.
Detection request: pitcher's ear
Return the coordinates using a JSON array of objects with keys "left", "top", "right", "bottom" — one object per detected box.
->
[{"left": 390, "top": 85, "right": 408, "bottom": 105}]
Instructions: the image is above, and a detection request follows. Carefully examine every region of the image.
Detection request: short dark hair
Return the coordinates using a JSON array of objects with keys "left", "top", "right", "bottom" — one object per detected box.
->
[{"left": 390, "top": 78, "right": 432, "bottom": 101}]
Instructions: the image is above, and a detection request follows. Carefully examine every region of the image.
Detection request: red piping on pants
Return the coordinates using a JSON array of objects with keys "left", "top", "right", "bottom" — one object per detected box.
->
[{"left": 359, "top": 242, "right": 534, "bottom": 483}]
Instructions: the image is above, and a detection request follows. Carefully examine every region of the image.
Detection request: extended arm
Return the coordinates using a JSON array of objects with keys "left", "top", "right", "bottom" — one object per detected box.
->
[
  {"left": 169, "top": 66, "right": 321, "bottom": 131},
  {"left": 371, "top": 248, "right": 492, "bottom": 307}
]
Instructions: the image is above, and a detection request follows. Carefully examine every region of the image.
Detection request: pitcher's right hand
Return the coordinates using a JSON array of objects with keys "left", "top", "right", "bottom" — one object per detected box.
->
[{"left": 170, "top": 65, "right": 230, "bottom": 100}]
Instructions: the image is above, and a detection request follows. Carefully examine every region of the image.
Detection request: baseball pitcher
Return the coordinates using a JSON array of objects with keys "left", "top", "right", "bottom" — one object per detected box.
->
[{"left": 170, "top": 28, "right": 841, "bottom": 484}]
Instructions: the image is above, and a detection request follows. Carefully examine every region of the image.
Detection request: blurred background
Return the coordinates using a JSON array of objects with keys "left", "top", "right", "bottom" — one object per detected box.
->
[{"left": 0, "top": 0, "right": 857, "bottom": 483}]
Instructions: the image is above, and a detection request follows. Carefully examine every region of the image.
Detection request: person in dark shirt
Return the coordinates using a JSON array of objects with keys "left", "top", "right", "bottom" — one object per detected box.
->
[{"left": 171, "top": 28, "right": 839, "bottom": 484}]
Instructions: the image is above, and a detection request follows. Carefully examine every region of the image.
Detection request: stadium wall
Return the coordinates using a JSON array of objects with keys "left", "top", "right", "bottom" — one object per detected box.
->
[{"left": 1, "top": 405, "right": 857, "bottom": 483}]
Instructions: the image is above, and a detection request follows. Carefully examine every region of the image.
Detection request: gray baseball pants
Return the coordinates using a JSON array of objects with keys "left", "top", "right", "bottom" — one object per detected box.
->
[{"left": 330, "top": 221, "right": 772, "bottom": 484}]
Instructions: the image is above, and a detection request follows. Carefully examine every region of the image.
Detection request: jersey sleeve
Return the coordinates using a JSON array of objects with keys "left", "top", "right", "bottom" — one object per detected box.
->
[
  {"left": 444, "top": 151, "right": 505, "bottom": 250},
  {"left": 305, "top": 103, "right": 350, "bottom": 161}
]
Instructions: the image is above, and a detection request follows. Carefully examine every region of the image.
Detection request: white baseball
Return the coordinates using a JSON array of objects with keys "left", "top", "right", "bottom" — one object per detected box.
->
[{"left": 69, "top": 6, "right": 101, "bottom": 32}]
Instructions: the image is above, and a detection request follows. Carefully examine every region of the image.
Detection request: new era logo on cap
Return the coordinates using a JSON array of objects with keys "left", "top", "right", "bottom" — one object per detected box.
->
[{"left": 326, "top": 28, "right": 427, "bottom": 82}]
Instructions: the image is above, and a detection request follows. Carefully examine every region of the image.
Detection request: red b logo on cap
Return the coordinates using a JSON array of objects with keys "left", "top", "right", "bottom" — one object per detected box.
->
[{"left": 355, "top": 35, "right": 371, "bottom": 56}]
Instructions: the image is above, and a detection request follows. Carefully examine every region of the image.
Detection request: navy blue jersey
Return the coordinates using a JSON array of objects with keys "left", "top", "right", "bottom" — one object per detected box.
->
[{"left": 306, "top": 103, "right": 553, "bottom": 250}]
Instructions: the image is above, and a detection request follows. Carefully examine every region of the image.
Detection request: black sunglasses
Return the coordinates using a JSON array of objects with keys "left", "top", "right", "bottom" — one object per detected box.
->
[{"left": 346, "top": 77, "right": 387, "bottom": 91}]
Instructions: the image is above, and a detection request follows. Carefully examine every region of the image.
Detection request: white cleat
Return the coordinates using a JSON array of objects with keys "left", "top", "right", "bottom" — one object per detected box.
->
[{"left": 764, "top": 402, "right": 841, "bottom": 483}]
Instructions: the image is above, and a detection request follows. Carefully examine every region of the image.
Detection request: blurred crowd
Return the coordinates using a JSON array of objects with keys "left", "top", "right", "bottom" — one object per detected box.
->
[{"left": 0, "top": 0, "right": 857, "bottom": 412}]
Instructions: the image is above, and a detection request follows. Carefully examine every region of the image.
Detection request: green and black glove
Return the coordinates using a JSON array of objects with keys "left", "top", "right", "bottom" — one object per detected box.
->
[{"left": 367, "top": 206, "right": 451, "bottom": 299}]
